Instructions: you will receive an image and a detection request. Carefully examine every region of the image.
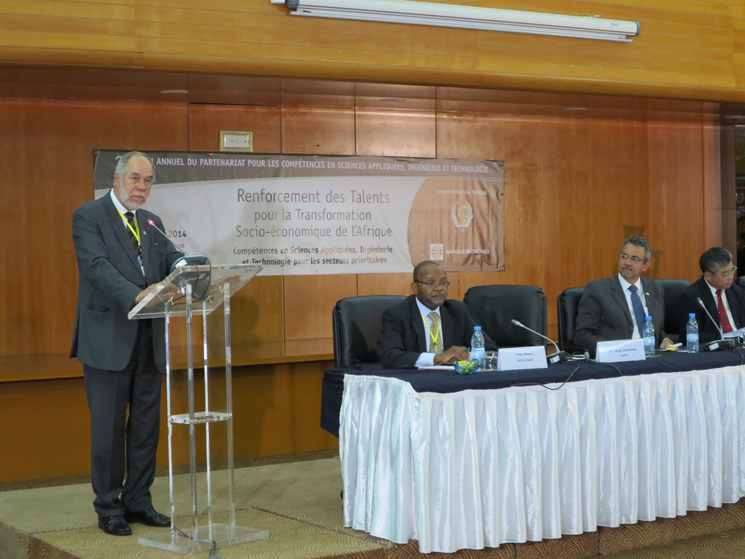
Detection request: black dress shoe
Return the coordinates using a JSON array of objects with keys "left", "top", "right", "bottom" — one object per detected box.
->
[
  {"left": 98, "top": 515, "right": 132, "bottom": 536},
  {"left": 125, "top": 507, "right": 170, "bottom": 527}
]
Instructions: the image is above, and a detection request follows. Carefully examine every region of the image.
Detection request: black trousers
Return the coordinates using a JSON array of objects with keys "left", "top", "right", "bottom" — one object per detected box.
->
[{"left": 83, "top": 320, "right": 163, "bottom": 517}]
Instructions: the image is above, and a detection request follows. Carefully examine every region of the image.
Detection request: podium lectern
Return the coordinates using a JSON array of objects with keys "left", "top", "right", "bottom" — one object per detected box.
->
[{"left": 128, "top": 264, "right": 267, "bottom": 554}]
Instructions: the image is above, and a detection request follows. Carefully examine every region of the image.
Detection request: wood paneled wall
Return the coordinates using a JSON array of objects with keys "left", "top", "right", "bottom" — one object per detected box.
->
[
  {"left": 0, "top": 0, "right": 744, "bottom": 102},
  {"left": 0, "top": 95, "right": 724, "bottom": 481}
]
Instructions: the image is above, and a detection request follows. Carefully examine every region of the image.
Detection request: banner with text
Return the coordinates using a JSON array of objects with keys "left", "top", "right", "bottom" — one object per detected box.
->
[{"left": 94, "top": 152, "right": 505, "bottom": 275}]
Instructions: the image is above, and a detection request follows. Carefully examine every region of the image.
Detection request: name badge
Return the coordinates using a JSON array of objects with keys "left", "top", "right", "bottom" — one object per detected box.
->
[
  {"left": 595, "top": 339, "right": 645, "bottom": 363},
  {"left": 497, "top": 346, "right": 547, "bottom": 371}
]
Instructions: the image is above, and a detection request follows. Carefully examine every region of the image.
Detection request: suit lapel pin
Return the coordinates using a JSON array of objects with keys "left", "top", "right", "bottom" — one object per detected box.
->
[{"left": 645, "top": 293, "right": 650, "bottom": 296}]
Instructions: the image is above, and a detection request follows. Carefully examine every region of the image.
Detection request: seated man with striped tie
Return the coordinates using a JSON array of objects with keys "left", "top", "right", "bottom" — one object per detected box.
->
[
  {"left": 378, "top": 261, "right": 496, "bottom": 369},
  {"left": 675, "top": 246, "right": 745, "bottom": 344},
  {"left": 572, "top": 236, "right": 673, "bottom": 356}
]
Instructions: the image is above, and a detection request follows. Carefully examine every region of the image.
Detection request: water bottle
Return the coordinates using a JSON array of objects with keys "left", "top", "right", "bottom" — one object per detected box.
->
[
  {"left": 686, "top": 313, "right": 699, "bottom": 353},
  {"left": 643, "top": 316, "right": 655, "bottom": 357},
  {"left": 471, "top": 326, "right": 486, "bottom": 369}
]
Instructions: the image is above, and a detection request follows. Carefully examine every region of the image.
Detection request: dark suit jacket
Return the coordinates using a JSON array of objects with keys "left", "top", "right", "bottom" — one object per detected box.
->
[
  {"left": 378, "top": 295, "right": 497, "bottom": 369},
  {"left": 70, "top": 192, "right": 182, "bottom": 372},
  {"left": 572, "top": 275, "right": 667, "bottom": 354},
  {"left": 675, "top": 276, "right": 745, "bottom": 344}
]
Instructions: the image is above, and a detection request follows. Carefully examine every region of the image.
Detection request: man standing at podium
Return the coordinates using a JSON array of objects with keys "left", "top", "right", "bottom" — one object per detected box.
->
[{"left": 71, "top": 151, "right": 181, "bottom": 536}]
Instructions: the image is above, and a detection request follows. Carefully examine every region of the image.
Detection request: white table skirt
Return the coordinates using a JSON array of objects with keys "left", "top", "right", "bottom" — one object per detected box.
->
[{"left": 339, "top": 366, "right": 745, "bottom": 553}]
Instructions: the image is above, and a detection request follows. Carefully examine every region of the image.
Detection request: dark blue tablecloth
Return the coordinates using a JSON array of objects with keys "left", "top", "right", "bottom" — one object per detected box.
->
[{"left": 321, "top": 349, "right": 745, "bottom": 437}]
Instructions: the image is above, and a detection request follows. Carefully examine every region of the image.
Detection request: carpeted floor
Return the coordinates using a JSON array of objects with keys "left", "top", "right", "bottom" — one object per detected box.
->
[{"left": 2, "top": 456, "right": 745, "bottom": 559}]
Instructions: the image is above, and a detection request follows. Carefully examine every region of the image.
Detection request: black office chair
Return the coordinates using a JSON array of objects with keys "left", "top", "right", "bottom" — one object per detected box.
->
[
  {"left": 657, "top": 278, "right": 692, "bottom": 345},
  {"left": 464, "top": 285, "right": 547, "bottom": 348},
  {"left": 557, "top": 287, "right": 585, "bottom": 353},
  {"left": 736, "top": 276, "right": 745, "bottom": 289},
  {"left": 332, "top": 295, "right": 406, "bottom": 370}
]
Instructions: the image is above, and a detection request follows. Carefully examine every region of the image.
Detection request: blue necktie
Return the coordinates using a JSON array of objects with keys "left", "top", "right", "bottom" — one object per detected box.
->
[{"left": 628, "top": 284, "right": 647, "bottom": 338}]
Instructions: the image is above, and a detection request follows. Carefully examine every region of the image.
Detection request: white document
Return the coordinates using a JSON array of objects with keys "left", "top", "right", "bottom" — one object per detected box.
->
[
  {"left": 595, "top": 339, "right": 645, "bottom": 363},
  {"left": 723, "top": 328, "right": 745, "bottom": 339},
  {"left": 497, "top": 346, "right": 547, "bottom": 371}
]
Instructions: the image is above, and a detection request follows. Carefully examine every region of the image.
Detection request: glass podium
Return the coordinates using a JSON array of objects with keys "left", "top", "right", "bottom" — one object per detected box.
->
[{"left": 128, "top": 264, "right": 268, "bottom": 554}]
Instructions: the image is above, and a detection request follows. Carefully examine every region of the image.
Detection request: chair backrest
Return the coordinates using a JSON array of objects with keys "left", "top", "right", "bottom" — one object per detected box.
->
[
  {"left": 735, "top": 276, "right": 745, "bottom": 289},
  {"left": 557, "top": 287, "right": 585, "bottom": 351},
  {"left": 657, "top": 278, "right": 692, "bottom": 345},
  {"left": 464, "top": 285, "right": 547, "bottom": 348},
  {"left": 332, "top": 295, "right": 406, "bottom": 370}
]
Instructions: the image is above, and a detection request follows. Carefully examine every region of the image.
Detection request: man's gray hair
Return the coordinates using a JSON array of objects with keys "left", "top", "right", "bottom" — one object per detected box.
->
[
  {"left": 699, "top": 246, "right": 732, "bottom": 274},
  {"left": 620, "top": 236, "right": 651, "bottom": 262},
  {"left": 114, "top": 151, "right": 155, "bottom": 184}
]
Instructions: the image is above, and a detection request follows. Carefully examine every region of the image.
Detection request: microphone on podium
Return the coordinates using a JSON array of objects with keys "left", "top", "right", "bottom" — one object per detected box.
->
[
  {"left": 147, "top": 220, "right": 211, "bottom": 271},
  {"left": 511, "top": 319, "right": 568, "bottom": 364},
  {"left": 696, "top": 297, "right": 736, "bottom": 351}
]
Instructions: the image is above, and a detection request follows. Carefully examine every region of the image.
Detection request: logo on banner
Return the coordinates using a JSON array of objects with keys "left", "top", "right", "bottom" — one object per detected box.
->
[
  {"left": 451, "top": 201, "right": 474, "bottom": 229},
  {"left": 430, "top": 244, "right": 443, "bottom": 261}
]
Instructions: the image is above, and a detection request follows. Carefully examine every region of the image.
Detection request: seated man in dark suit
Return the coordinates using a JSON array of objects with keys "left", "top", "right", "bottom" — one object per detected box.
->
[
  {"left": 572, "top": 236, "right": 672, "bottom": 355},
  {"left": 378, "top": 261, "right": 496, "bottom": 369},
  {"left": 675, "top": 246, "right": 745, "bottom": 344}
]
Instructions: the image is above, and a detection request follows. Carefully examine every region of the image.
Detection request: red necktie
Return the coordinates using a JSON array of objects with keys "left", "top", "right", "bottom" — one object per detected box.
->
[{"left": 717, "top": 290, "right": 733, "bottom": 333}]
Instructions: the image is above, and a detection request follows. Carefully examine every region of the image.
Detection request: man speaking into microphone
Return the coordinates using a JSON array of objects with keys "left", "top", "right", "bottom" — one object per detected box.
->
[
  {"left": 71, "top": 151, "right": 182, "bottom": 536},
  {"left": 675, "top": 247, "right": 745, "bottom": 344}
]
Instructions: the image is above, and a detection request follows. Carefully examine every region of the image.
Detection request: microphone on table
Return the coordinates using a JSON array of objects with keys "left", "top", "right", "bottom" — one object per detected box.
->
[
  {"left": 511, "top": 319, "right": 568, "bottom": 364},
  {"left": 147, "top": 220, "right": 211, "bottom": 271},
  {"left": 696, "top": 297, "right": 736, "bottom": 351}
]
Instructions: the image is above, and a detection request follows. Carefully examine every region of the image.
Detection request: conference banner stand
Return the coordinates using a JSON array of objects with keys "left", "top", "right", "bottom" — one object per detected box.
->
[{"left": 129, "top": 264, "right": 266, "bottom": 555}]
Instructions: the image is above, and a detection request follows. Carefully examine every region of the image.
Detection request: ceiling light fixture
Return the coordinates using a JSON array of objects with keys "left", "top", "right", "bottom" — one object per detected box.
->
[
  {"left": 271, "top": 0, "right": 639, "bottom": 42},
  {"left": 160, "top": 89, "right": 189, "bottom": 94}
]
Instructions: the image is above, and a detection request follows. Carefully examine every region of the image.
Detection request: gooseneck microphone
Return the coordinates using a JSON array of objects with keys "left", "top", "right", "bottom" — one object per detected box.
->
[
  {"left": 511, "top": 319, "right": 568, "bottom": 364},
  {"left": 696, "top": 297, "right": 735, "bottom": 351},
  {"left": 147, "top": 220, "right": 211, "bottom": 270}
]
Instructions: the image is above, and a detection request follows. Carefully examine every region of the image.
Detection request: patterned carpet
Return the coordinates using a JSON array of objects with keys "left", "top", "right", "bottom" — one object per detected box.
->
[{"left": 2, "top": 456, "right": 745, "bottom": 559}]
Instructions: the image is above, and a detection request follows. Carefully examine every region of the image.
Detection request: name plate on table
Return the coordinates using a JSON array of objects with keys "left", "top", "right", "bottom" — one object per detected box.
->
[
  {"left": 497, "top": 346, "right": 547, "bottom": 371},
  {"left": 595, "top": 339, "right": 645, "bottom": 363}
]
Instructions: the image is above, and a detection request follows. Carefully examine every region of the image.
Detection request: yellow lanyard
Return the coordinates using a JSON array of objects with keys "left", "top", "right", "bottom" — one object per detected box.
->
[
  {"left": 115, "top": 206, "right": 141, "bottom": 246},
  {"left": 421, "top": 313, "right": 440, "bottom": 348}
]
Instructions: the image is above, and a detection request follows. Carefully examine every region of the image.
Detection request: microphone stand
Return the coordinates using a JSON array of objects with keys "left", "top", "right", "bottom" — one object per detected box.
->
[
  {"left": 511, "top": 319, "right": 568, "bottom": 364},
  {"left": 696, "top": 297, "right": 736, "bottom": 351}
]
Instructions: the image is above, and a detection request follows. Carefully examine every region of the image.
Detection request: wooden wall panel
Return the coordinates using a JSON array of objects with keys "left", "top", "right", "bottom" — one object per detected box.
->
[
  {"left": 647, "top": 121, "right": 707, "bottom": 281},
  {"left": 0, "top": 98, "right": 188, "bottom": 358},
  {"left": 188, "top": 104, "right": 285, "bottom": 344},
  {"left": 0, "top": 361, "right": 337, "bottom": 482},
  {"left": 1, "top": 0, "right": 744, "bottom": 102}
]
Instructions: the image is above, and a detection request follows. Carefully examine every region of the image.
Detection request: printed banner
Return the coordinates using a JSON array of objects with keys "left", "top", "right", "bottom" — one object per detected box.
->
[{"left": 94, "top": 152, "right": 505, "bottom": 276}]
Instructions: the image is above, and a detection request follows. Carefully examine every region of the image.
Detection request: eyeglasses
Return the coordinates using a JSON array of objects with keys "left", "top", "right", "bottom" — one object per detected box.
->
[
  {"left": 619, "top": 253, "right": 646, "bottom": 264},
  {"left": 719, "top": 266, "right": 737, "bottom": 279},
  {"left": 415, "top": 280, "right": 451, "bottom": 289}
]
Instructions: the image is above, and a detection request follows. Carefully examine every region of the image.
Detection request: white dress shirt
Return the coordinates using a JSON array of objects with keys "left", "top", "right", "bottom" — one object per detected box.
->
[
  {"left": 618, "top": 274, "right": 648, "bottom": 339},
  {"left": 414, "top": 298, "right": 443, "bottom": 368}
]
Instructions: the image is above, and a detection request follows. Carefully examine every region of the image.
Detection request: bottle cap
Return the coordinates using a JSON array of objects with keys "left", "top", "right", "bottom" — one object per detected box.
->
[
  {"left": 474, "top": 326, "right": 481, "bottom": 331},
  {"left": 645, "top": 316, "right": 652, "bottom": 321},
  {"left": 689, "top": 313, "right": 695, "bottom": 318}
]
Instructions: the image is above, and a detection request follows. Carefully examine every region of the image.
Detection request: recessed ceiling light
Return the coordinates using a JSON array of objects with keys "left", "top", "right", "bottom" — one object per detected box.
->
[
  {"left": 564, "top": 107, "right": 587, "bottom": 111},
  {"left": 723, "top": 115, "right": 745, "bottom": 119},
  {"left": 160, "top": 89, "right": 189, "bottom": 94},
  {"left": 379, "top": 98, "right": 406, "bottom": 103}
]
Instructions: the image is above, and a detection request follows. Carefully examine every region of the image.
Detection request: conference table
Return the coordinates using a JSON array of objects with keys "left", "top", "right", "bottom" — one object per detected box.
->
[{"left": 321, "top": 350, "right": 745, "bottom": 553}]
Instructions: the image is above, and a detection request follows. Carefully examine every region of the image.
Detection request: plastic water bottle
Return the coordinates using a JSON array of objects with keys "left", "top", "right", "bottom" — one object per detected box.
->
[
  {"left": 686, "top": 313, "right": 699, "bottom": 353},
  {"left": 471, "top": 326, "right": 486, "bottom": 369},
  {"left": 643, "top": 316, "right": 655, "bottom": 357}
]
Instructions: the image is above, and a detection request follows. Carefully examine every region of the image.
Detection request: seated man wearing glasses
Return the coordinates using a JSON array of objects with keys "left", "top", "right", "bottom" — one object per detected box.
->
[
  {"left": 572, "top": 236, "right": 672, "bottom": 355},
  {"left": 379, "top": 261, "right": 496, "bottom": 369},
  {"left": 675, "top": 247, "right": 745, "bottom": 344}
]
